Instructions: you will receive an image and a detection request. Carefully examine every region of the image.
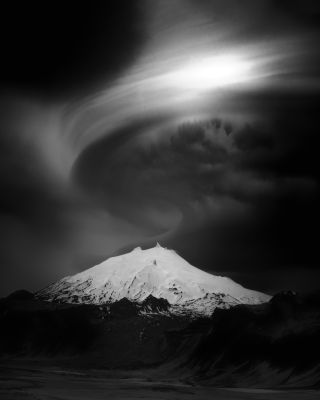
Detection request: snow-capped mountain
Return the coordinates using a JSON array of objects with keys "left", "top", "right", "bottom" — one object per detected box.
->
[{"left": 37, "top": 244, "right": 270, "bottom": 316}]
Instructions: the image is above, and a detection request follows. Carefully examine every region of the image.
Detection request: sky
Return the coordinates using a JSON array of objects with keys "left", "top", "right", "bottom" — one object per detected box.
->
[{"left": 0, "top": 0, "right": 319, "bottom": 296}]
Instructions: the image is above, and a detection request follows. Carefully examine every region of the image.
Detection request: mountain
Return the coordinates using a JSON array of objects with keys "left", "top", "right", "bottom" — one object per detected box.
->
[
  {"left": 164, "top": 291, "right": 320, "bottom": 388},
  {"left": 37, "top": 244, "right": 270, "bottom": 316}
]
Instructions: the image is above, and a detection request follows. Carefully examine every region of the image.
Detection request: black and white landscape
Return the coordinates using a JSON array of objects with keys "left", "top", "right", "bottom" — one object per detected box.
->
[{"left": 0, "top": 1, "right": 320, "bottom": 399}]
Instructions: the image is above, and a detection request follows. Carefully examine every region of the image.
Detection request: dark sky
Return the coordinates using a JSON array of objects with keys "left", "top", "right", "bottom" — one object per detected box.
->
[{"left": 0, "top": 0, "right": 319, "bottom": 296}]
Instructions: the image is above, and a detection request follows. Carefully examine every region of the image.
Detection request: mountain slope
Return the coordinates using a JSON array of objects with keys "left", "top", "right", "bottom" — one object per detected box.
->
[
  {"left": 37, "top": 244, "right": 270, "bottom": 315},
  {"left": 164, "top": 291, "right": 320, "bottom": 388},
  {"left": 1, "top": 290, "right": 320, "bottom": 388}
]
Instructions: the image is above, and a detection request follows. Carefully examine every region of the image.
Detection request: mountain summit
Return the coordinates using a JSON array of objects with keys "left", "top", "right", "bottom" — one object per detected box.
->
[{"left": 37, "top": 244, "right": 270, "bottom": 316}]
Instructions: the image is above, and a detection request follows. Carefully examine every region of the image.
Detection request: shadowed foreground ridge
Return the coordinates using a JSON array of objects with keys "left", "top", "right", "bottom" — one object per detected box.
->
[
  {"left": 166, "top": 291, "right": 320, "bottom": 388},
  {"left": 1, "top": 290, "right": 320, "bottom": 388}
]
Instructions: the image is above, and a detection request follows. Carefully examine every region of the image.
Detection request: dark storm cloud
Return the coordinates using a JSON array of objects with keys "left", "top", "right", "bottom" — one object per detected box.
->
[
  {"left": 73, "top": 114, "right": 180, "bottom": 232},
  {"left": 73, "top": 118, "right": 257, "bottom": 218},
  {"left": 74, "top": 96, "right": 318, "bottom": 221},
  {"left": 168, "top": 92, "right": 320, "bottom": 293},
  {"left": 231, "top": 92, "right": 320, "bottom": 182},
  {"left": 233, "top": 124, "right": 274, "bottom": 152},
  {"left": 73, "top": 89, "right": 319, "bottom": 294}
]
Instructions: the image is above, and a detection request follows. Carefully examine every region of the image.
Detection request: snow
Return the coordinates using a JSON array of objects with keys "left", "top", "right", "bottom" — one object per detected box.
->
[{"left": 37, "top": 244, "right": 270, "bottom": 315}]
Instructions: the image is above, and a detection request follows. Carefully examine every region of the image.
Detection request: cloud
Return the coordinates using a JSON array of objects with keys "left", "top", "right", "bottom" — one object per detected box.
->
[
  {"left": 72, "top": 117, "right": 251, "bottom": 242},
  {"left": 72, "top": 88, "right": 319, "bottom": 294},
  {"left": 1, "top": 0, "right": 320, "bottom": 297},
  {"left": 0, "top": 97, "right": 152, "bottom": 296}
]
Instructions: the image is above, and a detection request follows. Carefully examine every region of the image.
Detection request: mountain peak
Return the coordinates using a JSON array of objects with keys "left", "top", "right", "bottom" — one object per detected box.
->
[
  {"left": 37, "top": 245, "right": 270, "bottom": 316},
  {"left": 132, "top": 246, "right": 142, "bottom": 252}
]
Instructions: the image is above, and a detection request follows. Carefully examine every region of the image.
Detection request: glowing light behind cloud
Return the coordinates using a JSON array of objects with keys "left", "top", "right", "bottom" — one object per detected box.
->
[
  {"left": 165, "top": 54, "right": 254, "bottom": 91},
  {"left": 62, "top": 41, "right": 289, "bottom": 165}
]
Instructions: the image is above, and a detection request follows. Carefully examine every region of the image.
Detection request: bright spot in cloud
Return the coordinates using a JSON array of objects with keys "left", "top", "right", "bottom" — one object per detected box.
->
[{"left": 166, "top": 54, "right": 254, "bottom": 91}]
